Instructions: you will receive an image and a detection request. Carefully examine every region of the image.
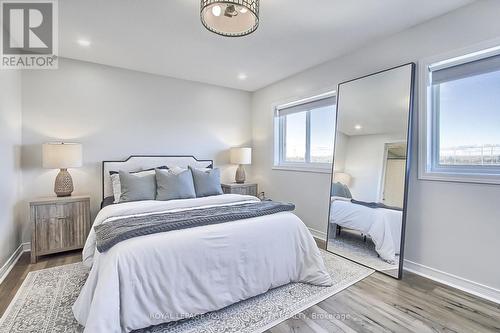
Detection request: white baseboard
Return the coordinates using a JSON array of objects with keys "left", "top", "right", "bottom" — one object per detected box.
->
[
  {"left": 0, "top": 242, "right": 30, "bottom": 285},
  {"left": 308, "top": 227, "right": 327, "bottom": 241},
  {"left": 22, "top": 242, "right": 31, "bottom": 252},
  {"left": 404, "top": 259, "right": 500, "bottom": 305}
]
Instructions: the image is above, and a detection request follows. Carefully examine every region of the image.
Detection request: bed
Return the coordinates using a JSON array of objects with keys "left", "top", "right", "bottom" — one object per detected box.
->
[
  {"left": 329, "top": 196, "right": 402, "bottom": 263},
  {"left": 72, "top": 156, "right": 333, "bottom": 333}
]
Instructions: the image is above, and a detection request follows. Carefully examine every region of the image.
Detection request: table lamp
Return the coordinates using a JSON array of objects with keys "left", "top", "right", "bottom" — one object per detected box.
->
[
  {"left": 230, "top": 147, "right": 252, "bottom": 184},
  {"left": 42, "top": 142, "right": 83, "bottom": 197}
]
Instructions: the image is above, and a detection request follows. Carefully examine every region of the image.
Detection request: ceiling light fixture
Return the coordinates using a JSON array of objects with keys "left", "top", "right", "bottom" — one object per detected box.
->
[
  {"left": 211, "top": 5, "right": 221, "bottom": 17},
  {"left": 200, "top": 0, "right": 260, "bottom": 37},
  {"left": 354, "top": 125, "right": 362, "bottom": 130},
  {"left": 238, "top": 73, "right": 248, "bottom": 80},
  {"left": 77, "top": 39, "right": 91, "bottom": 47}
]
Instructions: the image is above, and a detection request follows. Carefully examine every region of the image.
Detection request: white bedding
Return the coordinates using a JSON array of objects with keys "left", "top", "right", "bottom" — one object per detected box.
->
[
  {"left": 329, "top": 197, "right": 402, "bottom": 263},
  {"left": 73, "top": 194, "right": 332, "bottom": 333}
]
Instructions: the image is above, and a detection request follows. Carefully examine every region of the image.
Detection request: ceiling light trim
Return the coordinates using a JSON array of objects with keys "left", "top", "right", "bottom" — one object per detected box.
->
[{"left": 200, "top": 0, "right": 260, "bottom": 37}]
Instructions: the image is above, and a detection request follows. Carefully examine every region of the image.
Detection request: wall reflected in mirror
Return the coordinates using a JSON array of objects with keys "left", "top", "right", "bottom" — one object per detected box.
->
[{"left": 326, "top": 63, "right": 415, "bottom": 279}]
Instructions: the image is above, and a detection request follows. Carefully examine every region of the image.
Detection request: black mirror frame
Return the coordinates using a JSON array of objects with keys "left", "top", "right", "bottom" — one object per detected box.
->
[{"left": 325, "top": 62, "right": 416, "bottom": 280}]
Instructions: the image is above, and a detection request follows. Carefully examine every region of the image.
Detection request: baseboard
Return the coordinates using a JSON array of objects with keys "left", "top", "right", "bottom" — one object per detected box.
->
[
  {"left": 0, "top": 242, "right": 30, "bottom": 285},
  {"left": 308, "top": 227, "right": 327, "bottom": 241},
  {"left": 22, "top": 242, "right": 31, "bottom": 252},
  {"left": 404, "top": 259, "right": 500, "bottom": 305}
]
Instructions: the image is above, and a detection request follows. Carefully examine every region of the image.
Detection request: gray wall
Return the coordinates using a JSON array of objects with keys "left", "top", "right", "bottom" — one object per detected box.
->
[
  {"left": 0, "top": 71, "right": 22, "bottom": 268},
  {"left": 252, "top": 0, "right": 500, "bottom": 290},
  {"left": 20, "top": 58, "right": 252, "bottom": 241}
]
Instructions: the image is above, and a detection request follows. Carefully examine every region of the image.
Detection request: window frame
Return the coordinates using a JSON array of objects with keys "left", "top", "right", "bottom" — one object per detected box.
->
[
  {"left": 273, "top": 91, "right": 336, "bottom": 173},
  {"left": 419, "top": 41, "right": 500, "bottom": 184}
]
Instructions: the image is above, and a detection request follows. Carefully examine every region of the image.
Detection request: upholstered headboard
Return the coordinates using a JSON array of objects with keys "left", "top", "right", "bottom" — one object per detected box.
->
[{"left": 102, "top": 155, "right": 213, "bottom": 200}]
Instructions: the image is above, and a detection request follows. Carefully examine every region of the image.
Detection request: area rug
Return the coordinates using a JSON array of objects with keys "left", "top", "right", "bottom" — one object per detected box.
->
[
  {"left": 328, "top": 231, "right": 399, "bottom": 272},
  {"left": 0, "top": 251, "right": 373, "bottom": 333}
]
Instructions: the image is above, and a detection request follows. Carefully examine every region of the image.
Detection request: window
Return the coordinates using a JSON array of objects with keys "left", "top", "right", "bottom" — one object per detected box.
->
[
  {"left": 420, "top": 45, "right": 500, "bottom": 184},
  {"left": 274, "top": 93, "right": 336, "bottom": 171}
]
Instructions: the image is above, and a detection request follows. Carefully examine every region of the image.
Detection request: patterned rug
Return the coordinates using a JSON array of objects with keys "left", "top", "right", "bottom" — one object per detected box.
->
[
  {"left": 328, "top": 231, "right": 399, "bottom": 272},
  {"left": 0, "top": 251, "right": 373, "bottom": 333}
]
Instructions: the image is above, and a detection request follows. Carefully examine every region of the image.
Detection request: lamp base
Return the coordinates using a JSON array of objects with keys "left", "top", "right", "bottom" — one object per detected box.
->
[
  {"left": 235, "top": 165, "right": 246, "bottom": 184},
  {"left": 54, "top": 168, "right": 74, "bottom": 197}
]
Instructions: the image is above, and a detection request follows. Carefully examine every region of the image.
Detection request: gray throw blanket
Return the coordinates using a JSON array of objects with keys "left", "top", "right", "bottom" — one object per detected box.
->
[
  {"left": 95, "top": 201, "right": 295, "bottom": 253},
  {"left": 351, "top": 199, "right": 402, "bottom": 211}
]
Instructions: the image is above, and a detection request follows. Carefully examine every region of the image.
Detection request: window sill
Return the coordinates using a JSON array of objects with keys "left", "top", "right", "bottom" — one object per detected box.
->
[
  {"left": 418, "top": 170, "right": 500, "bottom": 185},
  {"left": 272, "top": 165, "right": 332, "bottom": 174}
]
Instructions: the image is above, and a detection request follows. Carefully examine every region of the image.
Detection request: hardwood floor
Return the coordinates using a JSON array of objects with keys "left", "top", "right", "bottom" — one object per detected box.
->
[
  {"left": 1, "top": 250, "right": 499, "bottom": 333},
  {"left": 0, "top": 250, "right": 82, "bottom": 316}
]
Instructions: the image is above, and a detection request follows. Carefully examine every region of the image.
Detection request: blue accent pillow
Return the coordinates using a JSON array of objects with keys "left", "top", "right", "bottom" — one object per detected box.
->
[
  {"left": 189, "top": 166, "right": 223, "bottom": 197},
  {"left": 155, "top": 168, "right": 196, "bottom": 201},
  {"left": 331, "top": 182, "right": 352, "bottom": 199},
  {"left": 119, "top": 171, "right": 156, "bottom": 202}
]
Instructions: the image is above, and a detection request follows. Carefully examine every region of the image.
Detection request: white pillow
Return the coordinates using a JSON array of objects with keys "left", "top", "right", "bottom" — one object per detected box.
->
[
  {"left": 168, "top": 165, "right": 211, "bottom": 175},
  {"left": 110, "top": 169, "right": 157, "bottom": 203}
]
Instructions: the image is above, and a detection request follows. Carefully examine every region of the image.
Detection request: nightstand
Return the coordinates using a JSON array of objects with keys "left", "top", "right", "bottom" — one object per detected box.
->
[
  {"left": 30, "top": 195, "right": 91, "bottom": 263},
  {"left": 221, "top": 182, "right": 258, "bottom": 197}
]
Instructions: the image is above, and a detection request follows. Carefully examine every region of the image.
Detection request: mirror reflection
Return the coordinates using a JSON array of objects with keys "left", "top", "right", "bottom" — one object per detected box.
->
[{"left": 327, "top": 64, "right": 414, "bottom": 278}]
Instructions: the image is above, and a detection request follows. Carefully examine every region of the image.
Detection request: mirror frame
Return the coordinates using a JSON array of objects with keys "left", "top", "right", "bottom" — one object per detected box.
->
[{"left": 325, "top": 62, "right": 416, "bottom": 279}]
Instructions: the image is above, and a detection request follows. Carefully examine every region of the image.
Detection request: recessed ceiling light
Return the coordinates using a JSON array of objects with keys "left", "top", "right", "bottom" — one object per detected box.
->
[
  {"left": 77, "top": 39, "right": 91, "bottom": 47},
  {"left": 238, "top": 73, "right": 248, "bottom": 80},
  {"left": 354, "top": 124, "right": 362, "bottom": 130}
]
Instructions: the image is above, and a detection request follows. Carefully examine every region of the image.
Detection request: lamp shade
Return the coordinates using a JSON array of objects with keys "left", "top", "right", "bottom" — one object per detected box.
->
[
  {"left": 42, "top": 143, "right": 83, "bottom": 169},
  {"left": 334, "top": 172, "right": 352, "bottom": 187},
  {"left": 230, "top": 147, "right": 252, "bottom": 165}
]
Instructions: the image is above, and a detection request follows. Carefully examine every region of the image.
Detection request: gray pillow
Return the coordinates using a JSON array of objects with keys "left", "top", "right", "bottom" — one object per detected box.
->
[
  {"left": 156, "top": 168, "right": 196, "bottom": 201},
  {"left": 331, "top": 182, "right": 352, "bottom": 199},
  {"left": 119, "top": 170, "right": 156, "bottom": 202},
  {"left": 343, "top": 185, "right": 352, "bottom": 199},
  {"left": 189, "top": 166, "right": 223, "bottom": 197}
]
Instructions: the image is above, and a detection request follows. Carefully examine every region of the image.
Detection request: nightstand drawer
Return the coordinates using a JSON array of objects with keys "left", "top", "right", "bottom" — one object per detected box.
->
[
  {"left": 30, "top": 196, "right": 91, "bottom": 262},
  {"left": 221, "top": 183, "right": 258, "bottom": 197},
  {"left": 37, "top": 202, "right": 75, "bottom": 220}
]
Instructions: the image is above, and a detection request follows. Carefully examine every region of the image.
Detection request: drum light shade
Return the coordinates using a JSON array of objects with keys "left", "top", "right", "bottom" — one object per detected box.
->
[
  {"left": 42, "top": 142, "right": 83, "bottom": 169},
  {"left": 200, "top": 0, "right": 259, "bottom": 37}
]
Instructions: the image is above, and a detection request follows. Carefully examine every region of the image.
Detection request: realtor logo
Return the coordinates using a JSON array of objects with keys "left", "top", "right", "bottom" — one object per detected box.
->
[{"left": 1, "top": 0, "right": 58, "bottom": 69}]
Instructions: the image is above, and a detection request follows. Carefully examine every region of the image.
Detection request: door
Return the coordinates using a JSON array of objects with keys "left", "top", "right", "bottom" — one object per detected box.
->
[{"left": 382, "top": 159, "right": 406, "bottom": 207}]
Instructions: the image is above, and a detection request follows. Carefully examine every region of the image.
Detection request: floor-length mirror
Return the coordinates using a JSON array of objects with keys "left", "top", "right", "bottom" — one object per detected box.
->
[{"left": 326, "top": 63, "right": 415, "bottom": 279}]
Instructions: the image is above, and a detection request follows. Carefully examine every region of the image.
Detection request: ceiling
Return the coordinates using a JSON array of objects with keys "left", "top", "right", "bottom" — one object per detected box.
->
[
  {"left": 337, "top": 64, "right": 412, "bottom": 136},
  {"left": 59, "top": 0, "right": 475, "bottom": 91}
]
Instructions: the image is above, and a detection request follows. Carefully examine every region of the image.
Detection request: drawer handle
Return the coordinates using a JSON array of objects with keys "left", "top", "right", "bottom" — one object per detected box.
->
[{"left": 56, "top": 216, "right": 70, "bottom": 219}]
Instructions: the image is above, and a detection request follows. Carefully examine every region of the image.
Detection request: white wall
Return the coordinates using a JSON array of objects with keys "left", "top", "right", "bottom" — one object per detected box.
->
[
  {"left": 0, "top": 71, "right": 22, "bottom": 268},
  {"left": 252, "top": 0, "right": 500, "bottom": 293},
  {"left": 20, "top": 58, "right": 252, "bottom": 241},
  {"left": 343, "top": 133, "right": 405, "bottom": 202},
  {"left": 333, "top": 131, "right": 348, "bottom": 173}
]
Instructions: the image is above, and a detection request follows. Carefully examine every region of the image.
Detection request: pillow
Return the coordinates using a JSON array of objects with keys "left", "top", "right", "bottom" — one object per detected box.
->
[
  {"left": 168, "top": 165, "right": 211, "bottom": 175},
  {"left": 155, "top": 168, "right": 196, "bottom": 201},
  {"left": 119, "top": 170, "right": 156, "bottom": 202},
  {"left": 343, "top": 185, "right": 352, "bottom": 199},
  {"left": 331, "top": 182, "right": 352, "bottom": 199},
  {"left": 110, "top": 166, "right": 167, "bottom": 203},
  {"left": 189, "top": 166, "right": 223, "bottom": 197}
]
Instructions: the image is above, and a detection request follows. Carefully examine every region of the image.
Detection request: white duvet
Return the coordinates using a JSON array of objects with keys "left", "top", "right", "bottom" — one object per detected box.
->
[
  {"left": 73, "top": 194, "right": 332, "bottom": 333},
  {"left": 330, "top": 197, "right": 402, "bottom": 263}
]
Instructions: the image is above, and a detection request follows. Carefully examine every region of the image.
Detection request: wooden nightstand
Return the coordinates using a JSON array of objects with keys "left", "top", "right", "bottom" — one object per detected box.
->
[
  {"left": 221, "top": 183, "right": 258, "bottom": 197},
  {"left": 30, "top": 195, "right": 91, "bottom": 263}
]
